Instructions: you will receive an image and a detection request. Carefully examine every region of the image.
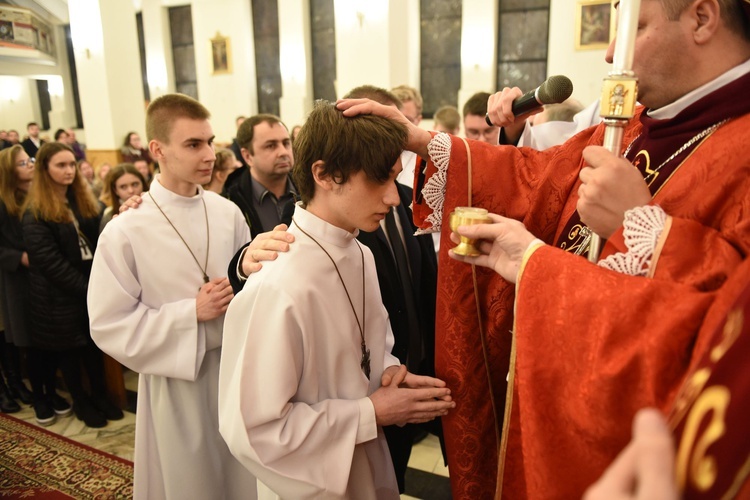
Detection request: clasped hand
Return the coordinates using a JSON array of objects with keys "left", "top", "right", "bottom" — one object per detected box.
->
[
  {"left": 196, "top": 277, "right": 233, "bottom": 322},
  {"left": 369, "top": 365, "right": 455, "bottom": 427}
]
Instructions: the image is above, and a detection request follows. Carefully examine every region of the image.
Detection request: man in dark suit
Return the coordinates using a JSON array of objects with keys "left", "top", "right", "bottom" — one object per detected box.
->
[
  {"left": 21, "top": 122, "right": 44, "bottom": 159},
  {"left": 357, "top": 180, "right": 439, "bottom": 492},
  {"left": 225, "top": 114, "right": 298, "bottom": 239}
]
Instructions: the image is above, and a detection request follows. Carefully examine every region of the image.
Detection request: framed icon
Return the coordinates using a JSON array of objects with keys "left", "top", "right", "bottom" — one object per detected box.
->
[
  {"left": 210, "top": 32, "right": 232, "bottom": 75},
  {"left": 575, "top": 0, "right": 615, "bottom": 50}
]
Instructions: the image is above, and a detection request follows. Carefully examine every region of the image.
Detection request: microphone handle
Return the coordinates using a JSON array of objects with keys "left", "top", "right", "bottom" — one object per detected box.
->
[{"left": 510, "top": 88, "right": 542, "bottom": 117}]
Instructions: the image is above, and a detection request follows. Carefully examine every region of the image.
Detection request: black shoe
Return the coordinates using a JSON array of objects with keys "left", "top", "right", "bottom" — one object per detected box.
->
[
  {"left": 0, "top": 390, "right": 21, "bottom": 413},
  {"left": 73, "top": 398, "right": 107, "bottom": 428},
  {"left": 47, "top": 393, "right": 72, "bottom": 417},
  {"left": 34, "top": 399, "right": 56, "bottom": 426},
  {"left": 92, "top": 396, "right": 124, "bottom": 421},
  {"left": 8, "top": 379, "right": 33, "bottom": 405}
]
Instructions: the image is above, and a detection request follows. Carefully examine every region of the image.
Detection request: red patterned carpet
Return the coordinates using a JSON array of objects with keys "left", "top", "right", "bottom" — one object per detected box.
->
[{"left": 0, "top": 413, "right": 133, "bottom": 499}]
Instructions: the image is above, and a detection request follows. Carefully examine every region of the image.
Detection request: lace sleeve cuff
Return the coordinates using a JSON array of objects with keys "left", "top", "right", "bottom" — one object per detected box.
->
[
  {"left": 415, "top": 133, "right": 452, "bottom": 236},
  {"left": 598, "top": 205, "right": 668, "bottom": 277}
]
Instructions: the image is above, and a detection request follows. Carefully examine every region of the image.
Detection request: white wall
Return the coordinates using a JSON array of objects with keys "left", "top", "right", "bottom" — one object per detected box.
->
[
  {"left": 191, "top": 0, "right": 257, "bottom": 143},
  {"left": 0, "top": 76, "right": 41, "bottom": 133},
  {"left": 458, "top": 0, "right": 499, "bottom": 112},
  {"left": 388, "top": 0, "right": 420, "bottom": 89},
  {"left": 68, "top": 0, "right": 146, "bottom": 150},
  {"left": 278, "top": 0, "right": 313, "bottom": 128},
  {"left": 547, "top": 0, "right": 611, "bottom": 107}
]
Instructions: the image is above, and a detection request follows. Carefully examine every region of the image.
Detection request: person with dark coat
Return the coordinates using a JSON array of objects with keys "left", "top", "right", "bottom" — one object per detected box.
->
[
  {"left": 0, "top": 145, "right": 37, "bottom": 412},
  {"left": 226, "top": 114, "right": 298, "bottom": 239},
  {"left": 120, "top": 131, "right": 153, "bottom": 165},
  {"left": 22, "top": 142, "right": 123, "bottom": 427},
  {"left": 20, "top": 122, "right": 45, "bottom": 159}
]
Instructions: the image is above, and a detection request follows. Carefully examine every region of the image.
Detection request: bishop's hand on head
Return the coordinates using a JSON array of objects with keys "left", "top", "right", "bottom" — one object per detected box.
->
[{"left": 336, "top": 98, "right": 432, "bottom": 158}]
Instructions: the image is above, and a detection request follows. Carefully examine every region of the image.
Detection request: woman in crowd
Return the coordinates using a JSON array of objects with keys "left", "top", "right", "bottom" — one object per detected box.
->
[
  {"left": 90, "top": 162, "right": 111, "bottom": 200},
  {"left": 120, "top": 131, "right": 152, "bottom": 164},
  {"left": 0, "top": 145, "right": 36, "bottom": 414},
  {"left": 203, "top": 148, "right": 238, "bottom": 196},
  {"left": 290, "top": 124, "right": 303, "bottom": 143},
  {"left": 22, "top": 142, "right": 123, "bottom": 427},
  {"left": 99, "top": 164, "right": 146, "bottom": 232},
  {"left": 133, "top": 159, "right": 153, "bottom": 188},
  {"left": 78, "top": 159, "right": 95, "bottom": 187}
]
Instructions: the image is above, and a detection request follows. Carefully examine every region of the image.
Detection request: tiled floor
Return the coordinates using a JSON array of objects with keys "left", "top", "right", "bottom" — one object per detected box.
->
[{"left": 9, "top": 370, "right": 451, "bottom": 499}]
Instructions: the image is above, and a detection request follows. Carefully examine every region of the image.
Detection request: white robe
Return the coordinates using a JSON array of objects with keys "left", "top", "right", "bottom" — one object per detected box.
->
[
  {"left": 517, "top": 98, "right": 602, "bottom": 150},
  {"left": 88, "top": 177, "right": 257, "bottom": 500},
  {"left": 219, "top": 205, "right": 401, "bottom": 500}
]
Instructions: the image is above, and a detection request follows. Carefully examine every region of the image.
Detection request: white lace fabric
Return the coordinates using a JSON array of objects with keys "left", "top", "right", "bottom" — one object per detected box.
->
[
  {"left": 415, "top": 133, "right": 452, "bottom": 235},
  {"left": 599, "top": 205, "right": 668, "bottom": 276}
]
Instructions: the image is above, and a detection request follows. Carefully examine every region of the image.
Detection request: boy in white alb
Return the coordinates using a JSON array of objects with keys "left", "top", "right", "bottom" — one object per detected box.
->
[
  {"left": 88, "top": 94, "right": 258, "bottom": 499},
  {"left": 219, "top": 102, "right": 455, "bottom": 499}
]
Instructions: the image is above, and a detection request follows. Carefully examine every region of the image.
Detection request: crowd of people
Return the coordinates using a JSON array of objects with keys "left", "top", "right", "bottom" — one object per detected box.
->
[{"left": 1, "top": 0, "right": 750, "bottom": 498}]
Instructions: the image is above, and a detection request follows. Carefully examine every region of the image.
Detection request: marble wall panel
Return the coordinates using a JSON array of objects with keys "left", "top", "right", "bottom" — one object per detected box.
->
[
  {"left": 169, "top": 5, "right": 197, "bottom": 100},
  {"left": 498, "top": 10, "right": 549, "bottom": 61},
  {"left": 502, "top": 0, "right": 550, "bottom": 11},
  {"left": 252, "top": 0, "right": 281, "bottom": 116},
  {"left": 310, "top": 0, "right": 336, "bottom": 101},
  {"left": 497, "top": 60, "right": 547, "bottom": 90},
  {"left": 420, "top": 0, "right": 461, "bottom": 117}
]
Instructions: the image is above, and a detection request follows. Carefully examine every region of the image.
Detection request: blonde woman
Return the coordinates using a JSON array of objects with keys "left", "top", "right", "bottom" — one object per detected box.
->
[
  {"left": 22, "top": 142, "right": 123, "bottom": 427},
  {"left": 203, "top": 148, "right": 239, "bottom": 196},
  {"left": 0, "top": 145, "right": 36, "bottom": 414}
]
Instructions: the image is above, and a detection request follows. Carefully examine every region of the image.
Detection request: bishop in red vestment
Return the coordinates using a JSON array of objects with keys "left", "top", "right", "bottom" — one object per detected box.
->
[{"left": 338, "top": 0, "right": 750, "bottom": 498}]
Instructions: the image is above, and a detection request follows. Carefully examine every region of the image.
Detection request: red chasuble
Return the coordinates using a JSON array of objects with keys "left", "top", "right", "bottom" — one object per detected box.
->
[
  {"left": 668, "top": 257, "right": 750, "bottom": 500},
  {"left": 412, "top": 87, "right": 750, "bottom": 498}
]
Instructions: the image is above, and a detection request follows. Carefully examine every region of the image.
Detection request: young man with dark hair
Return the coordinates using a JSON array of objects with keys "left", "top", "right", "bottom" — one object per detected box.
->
[
  {"left": 88, "top": 93, "right": 259, "bottom": 499},
  {"left": 219, "top": 101, "right": 454, "bottom": 499},
  {"left": 342, "top": 84, "right": 441, "bottom": 494},
  {"left": 21, "top": 122, "right": 44, "bottom": 158},
  {"left": 462, "top": 91, "right": 499, "bottom": 144}
]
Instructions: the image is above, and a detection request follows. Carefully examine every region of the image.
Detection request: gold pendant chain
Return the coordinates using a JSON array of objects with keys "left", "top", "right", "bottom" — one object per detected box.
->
[
  {"left": 623, "top": 118, "right": 730, "bottom": 184},
  {"left": 148, "top": 191, "right": 210, "bottom": 284},
  {"left": 292, "top": 217, "right": 371, "bottom": 379}
]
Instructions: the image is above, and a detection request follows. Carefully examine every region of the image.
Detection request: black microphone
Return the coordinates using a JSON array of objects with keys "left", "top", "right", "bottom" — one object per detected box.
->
[{"left": 485, "top": 75, "right": 574, "bottom": 126}]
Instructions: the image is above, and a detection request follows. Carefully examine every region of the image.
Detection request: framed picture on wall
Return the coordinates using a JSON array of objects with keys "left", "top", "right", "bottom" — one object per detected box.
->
[
  {"left": 210, "top": 32, "right": 232, "bottom": 75},
  {"left": 575, "top": 0, "right": 615, "bottom": 50}
]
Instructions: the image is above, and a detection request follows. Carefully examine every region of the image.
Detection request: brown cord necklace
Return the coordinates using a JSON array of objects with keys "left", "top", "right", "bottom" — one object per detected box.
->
[
  {"left": 292, "top": 217, "right": 370, "bottom": 379},
  {"left": 149, "top": 191, "right": 210, "bottom": 285}
]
